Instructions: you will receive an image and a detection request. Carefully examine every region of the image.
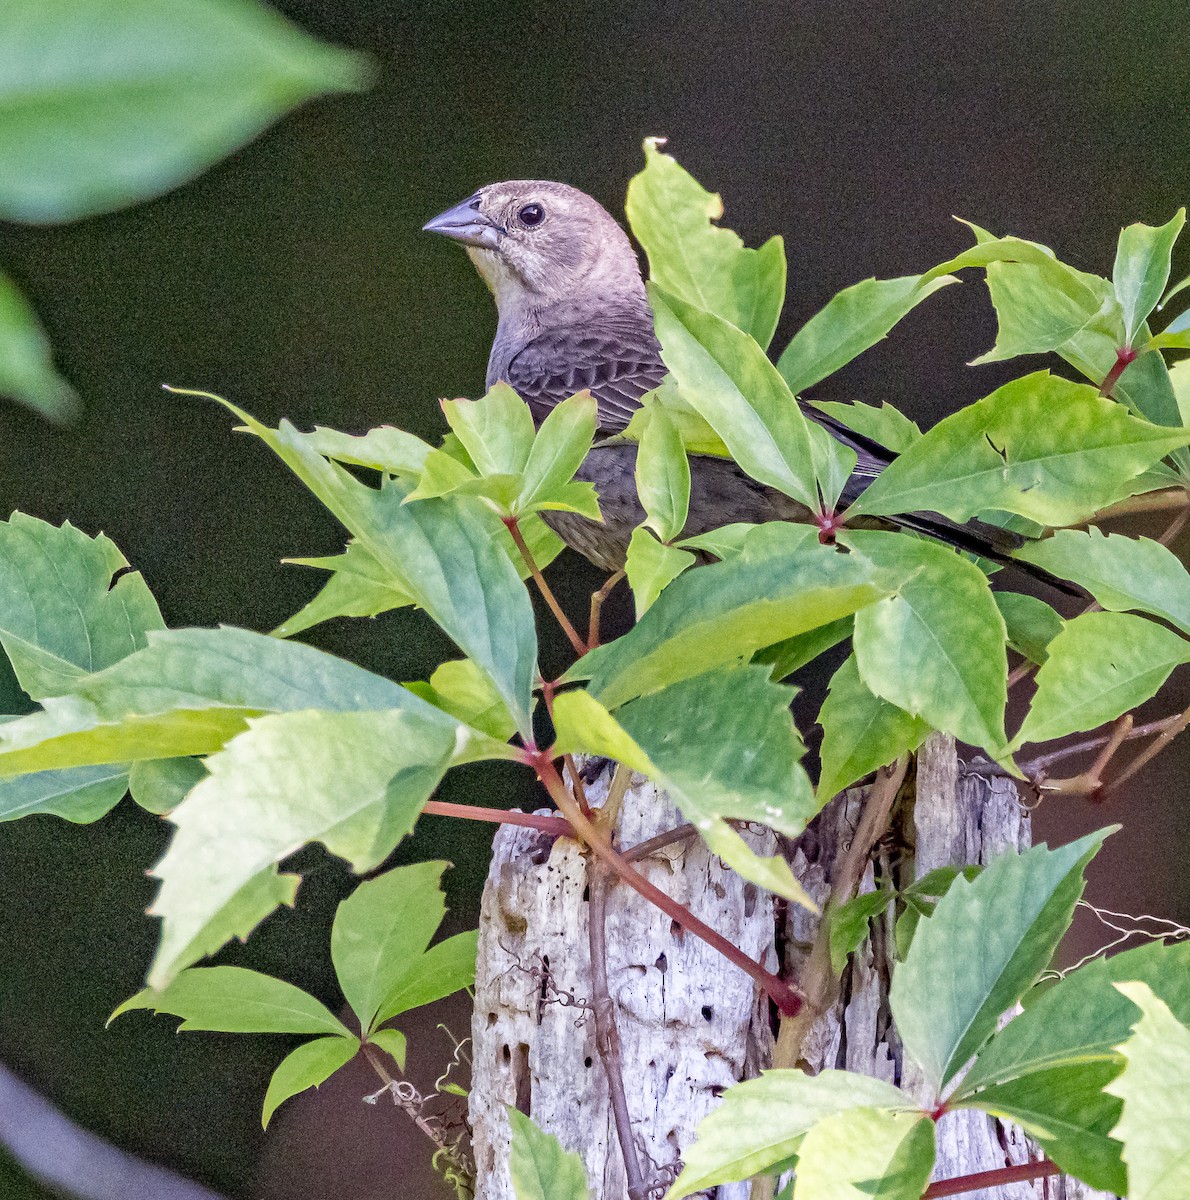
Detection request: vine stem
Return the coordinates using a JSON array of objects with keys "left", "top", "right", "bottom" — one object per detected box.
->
[
  {"left": 505, "top": 515, "right": 587, "bottom": 656},
  {"left": 527, "top": 751, "right": 804, "bottom": 1016},
  {"left": 422, "top": 800, "right": 571, "bottom": 836},
  {"left": 922, "top": 1158, "right": 1060, "bottom": 1197}
]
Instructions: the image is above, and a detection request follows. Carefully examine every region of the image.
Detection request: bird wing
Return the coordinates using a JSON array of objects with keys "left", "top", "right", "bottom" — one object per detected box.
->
[{"left": 503, "top": 322, "right": 666, "bottom": 434}]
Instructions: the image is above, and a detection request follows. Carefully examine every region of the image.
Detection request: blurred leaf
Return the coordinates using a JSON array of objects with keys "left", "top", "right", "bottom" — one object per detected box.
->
[
  {"left": 635, "top": 403, "right": 691, "bottom": 541},
  {"left": 1012, "top": 612, "right": 1190, "bottom": 748},
  {"left": 0, "top": 763, "right": 128, "bottom": 822},
  {"left": 112, "top": 964, "right": 351, "bottom": 1035},
  {"left": 810, "top": 400, "right": 922, "bottom": 454},
  {"left": 995, "top": 592, "right": 1064, "bottom": 665},
  {"left": 847, "top": 532, "right": 1010, "bottom": 760},
  {"left": 331, "top": 861, "right": 448, "bottom": 1035},
  {"left": 757, "top": 616, "right": 854, "bottom": 681},
  {"left": 665, "top": 1070, "right": 912, "bottom": 1199},
  {"left": 442, "top": 384, "right": 535, "bottom": 478},
  {"left": 817, "top": 653, "right": 929, "bottom": 802},
  {"left": 626, "top": 138, "right": 786, "bottom": 348},
  {"left": 571, "top": 528, "right": 891, "bottom": 709},
  {"left": 0, "top": 0, "right": 370, "bottom": 223},
  {"left": 262, "top": 1035, "right": 359, "bottom": 1129},
  {"left": 829, "top": 890, "right": 894, "bottom": 975},
  {"left": 1113, "top": 211, "right": 1186, "bottom": 346},
  {"left": 1016, "top": 528, "right": 1190, "bottom": 636},
  {"left": 275, "top": 542, "right": 414, "bottom": 637},
  {"left": 373, "top": 930, "right": 478, "bottom": 1026},
  {"left": 650, "top": 286, "right": 849, "bottom": 511},
  {"left": 792, "top": 1108, "right": 935, "bottom": 1200},
  {"left": 1105, "top": 983, "right": 1190, "bottom": 1200},
  {"left": 128, "top": 756, "right": 206, "bottom": 814},
  {"left": 148, "top": 708, "right": 457, "bottom": 987},
  {"left": 0, "top": 271, "right": 77, "bottom": 419},
  {"left": 406, "top": 658, "right": 517, "bottom": 742},
  {"left": 777, "top": 274, "right": 957, "bottom": 396},
  {"left": 0, "top": 514, "right": 163, "bottom": 699},
  {"left": 554, "top": 671, "right": 819, "bottom": 905},
  {"left": 520, "top": 392, "right": 598, "bottom": 513},
  {"left": 507, "top": 1108, "right": 590, "bottom": 1200},
  {"left": 848, "top": 372, "right": 1190, "bottom": 526},
  {"left": 889, "top": 830, "right": 1110, "bottom": 1090},
  {"left": 625, "top": 527, "right": 696, "bottom": 618},
  {"left": 367, "top": 1027, "right": 407, "bottom": 1069}
]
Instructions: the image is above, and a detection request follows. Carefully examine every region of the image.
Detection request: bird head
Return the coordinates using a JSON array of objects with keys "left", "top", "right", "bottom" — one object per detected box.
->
[{"left": 423, "top": 180, "right": 645, "bottom": 314}]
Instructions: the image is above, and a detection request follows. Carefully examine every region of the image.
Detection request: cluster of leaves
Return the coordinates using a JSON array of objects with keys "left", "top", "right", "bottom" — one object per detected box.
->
[
  {"left": 510, "top": 833, "right": 1190, "bottom": 1200},
  {"left": 0, "top": 0, "right": 368, "bottom": 419}
]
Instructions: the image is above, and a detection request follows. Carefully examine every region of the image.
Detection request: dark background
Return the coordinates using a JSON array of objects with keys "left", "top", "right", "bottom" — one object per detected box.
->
[{"left": 1, "top": 2, "right": 1188, "bottom": 1197}]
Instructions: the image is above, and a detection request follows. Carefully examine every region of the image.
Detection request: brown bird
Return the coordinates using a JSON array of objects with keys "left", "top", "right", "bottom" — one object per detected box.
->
[{"left": 423, "top": 180, "right": 1071, "bottom": 590}]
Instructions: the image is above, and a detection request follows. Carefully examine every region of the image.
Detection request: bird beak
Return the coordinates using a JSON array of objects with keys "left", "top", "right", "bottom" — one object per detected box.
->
[{"left": 422, "top": 195, "right": 503, "bottom": 250}]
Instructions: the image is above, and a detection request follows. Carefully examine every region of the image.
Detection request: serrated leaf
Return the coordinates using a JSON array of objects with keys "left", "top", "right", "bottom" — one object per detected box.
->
[
  {"left": 1114, "top": 211, "right": 1186, "bottom": 346},
  {"left": 777, "top": 274, "right": 957, "bottom": 396},
  {"left": 634, "top": 402, "right": 691, "bottom": 541},
  {"left": 128, "top": 756, "right": 206, "bottom": 814},
  {"left": 829, "top": 890, "right": 894, "bottom": 975},
  {"left": 406, "top": 659, "right": 517, "bottom": 742},
  {"left": 519, "top": 391, "right": 598, "bottom": 513},
  {"left": 889, "top": 829, "right": 1111, "bottom": 1091},
  {"left": 442, "top": 384, "right": 535, "bottom": 478},
  {"left": 1013, "top": 611, "right": 1190, "bottom": 748},
  {"left": 507, "top": 1108, "right": 590, "bottom": 1200},
  {"left": 995, "top": 592, "right": 1064, "bottom": 665},
  {"left": 0, "top": 763, "right": 128, "bottom": 822},
  {"left": 148, "top": 708, "right": 457, "bottom": 987},
  {"left": 1105, "top": 982, "right": 1190, "bottom": 1199},
  {"left": 792, "top": 1107, "right": 935, "bottom": 1200},
  {"left": 810, "top": 400, "right": 922, "bottom": 454},
  {"left": 0, "top": 514, "right": 163, "bottom": 699},
  {"left": 650, "top": 286, "right": 849, "bottom": 511},
  {"left": 571, "top": 528, "right": 891, "bottom": 709},
  {"left": 0, "top": 0, "right": 370, "bottom": 223},
  {"left": 302, "top": 424, "right": 433, "bottom": 475},
  {"left": 665, "top": 1070, "right": 913, "bottom": 1199},
  {"left": 262, "top": 1035, "right": 359, "bottom": 1129},
  {"left": 817, "top": 653, "right": 929, "bottom": 802},
  {"left": 0, "top": 269, "right": 77, "bottom": 419},
  {"left": 331, "top": 861, "right": 449, "bottom": 1035},
  {"left": 1016, "top": 528, "right": 1190, "bottom": 636},
  {"left": 626, "top": 138, "right": 786, "bottom": 347},
  {"left": 373, "top": 930, "right": 478, "bottom": 1026},
  {"left": 848, "top": 372, "right": 1190, "bottom": 526},
  {"left": 112, "top": 965, "right": 351, "bottom": 1035},
  {"left": 847, "top": 532, "right": 1010, "bottom": 759},
  {"left": 625, "top": 527, "right": 696, "bottom": 618}
]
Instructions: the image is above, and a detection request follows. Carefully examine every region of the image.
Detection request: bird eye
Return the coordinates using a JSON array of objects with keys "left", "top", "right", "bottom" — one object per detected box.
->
[{"left": 517, "top": 203, "right": 545, "bottom": 228}]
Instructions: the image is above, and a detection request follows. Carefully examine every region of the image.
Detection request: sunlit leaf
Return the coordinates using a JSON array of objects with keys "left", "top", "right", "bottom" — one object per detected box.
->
[
  {"left": 809, "top": 400, "right": 922, "bottom": 454},
  {"left": 634, "top": 402, "right": 691, "bottom": 541},
  {"left": 624, "top": 527, "right": 696, "bottom": 618},
  {"left": 792, "top": 1108, "right": 935, "bottom": 1200},
  {"left": 406, "top": 658, "right": 517, "bottom": 742},
  {"left": 1113, "top": 211, "right": 1186, "bottom": 346}
]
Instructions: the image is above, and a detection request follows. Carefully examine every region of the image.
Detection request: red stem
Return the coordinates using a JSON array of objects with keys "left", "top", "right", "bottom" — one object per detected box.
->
[
  {"left": 422, "top": 800, "right": 572, "bottom": 836},
  {"left": 1099, "top": 345, "right": 1138, "bottom": 397},
  {"left": 923, "top": 1159, "right": 1060, "bottom": 1197}
]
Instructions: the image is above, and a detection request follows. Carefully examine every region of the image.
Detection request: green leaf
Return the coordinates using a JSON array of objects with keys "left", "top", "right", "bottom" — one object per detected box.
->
[
  {"left": 0, "top": 626, "right": 455, "bottom": 777},
  {"left": 1016, "top": 528, "right": 1190, "bottom": 636},
  {"left": 904, "top": 865, "right": 982, "bottom": 898},
  {"left": 676, "top": 522, "right": 760, "bottom": 559},
  {"left": 302, "top": 424, "right": 433, "bottom": 475},
  {"left": 0, "top": 0, "right": 370, "bottom": 223},
  {"left": 1113, "top": 211, "right": 1186, "bottom": 346},
  {"left": 1105, "top": 983, "right": 1190, "bottom": 1199},
  {"left": 554, "top": 669, "right": 819, "bottom": 905},
  {"left": 1013, "top": 611, "right": 1190, "bottom": 748},
  {"left": 829, "top": 890, "right": 894, "bottom": 975},
  {"left": 634, "top": 403, "right": 691, "bottom": 541},
  {"left": 148, "top": 708, "right": 457, "bottom": 987},
  {"left": 777, "top": 274, "right": 957, "bottom": 396},
  {"left": 442, "top": 384, "right": 535, "bottom": 478},
  {"left": 331, "top": 861, "right": 449, "bottom": 1035},
  {"left": 519, "top": 392, "right": 598, "bottom": 513},
  {"left": 848, "top": 372, "right": 1190, "bottom": 526},
  {"left": 665, "top": 1070, "right": 913, "bottom": 1199},
  {"left": 373, "top": 930, "right": 478, "bottom": 1026},
  {"left": 810, "top": 400, "right": 922, "bottom": 454},
  {"left": 757, "top": 616, "right": 855, "bottom": 681},
  {"left": 128, "top": 757, "right": 206, "bottom": 814},
  {"left": 624, "top": 528, "right": 696, "bottom": 618},
  {"left": 0, "top": 763, "right": 128, "bottom": 822},
  {"left": 846, "top": 532, "right": 1010, "bottom": 759},
  {"left": 817, "top": 653, "right": 930, "bottom": 802},
  {"left": 0, "top": 514, "right": 164, "bottom": 699},
  {"left": 995, "top": 592, "right": 1064, "bottom": 665},
  {"left": 792, "top": 1108, "right": 935, "bottom": 1200},
  {"left": 650, "top": 286, "right": 850, "bottom": 511},
  {"left": 507, "top": 1108, "right": 590, "bottom": 1200},
  {"left": 366, "top": 1027, "right": 407, "bottom": 1069},
  {"left": 626, "top": 138, "right": 786, "bottom": 348},
  {"left": 0, "top": 271, "right": 77, "bottom": 419},
  {"left": 406, "top": 658, "right": 517, "bottom": 742},
  {"left": 889, "top": 829, "right": 1110, "bottom": 1091},
  {"left": 262, "top": 1035, "right": 359, "bottom": 1129},
  {"left": 573, "top": 528, "right": 891, "bottom": 710},
  {"left": 214, "top": 400, "right": 539, "bottom": 735},
  {"left": 112, "top": 964, "right": 351, "bottom": 1035}
]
